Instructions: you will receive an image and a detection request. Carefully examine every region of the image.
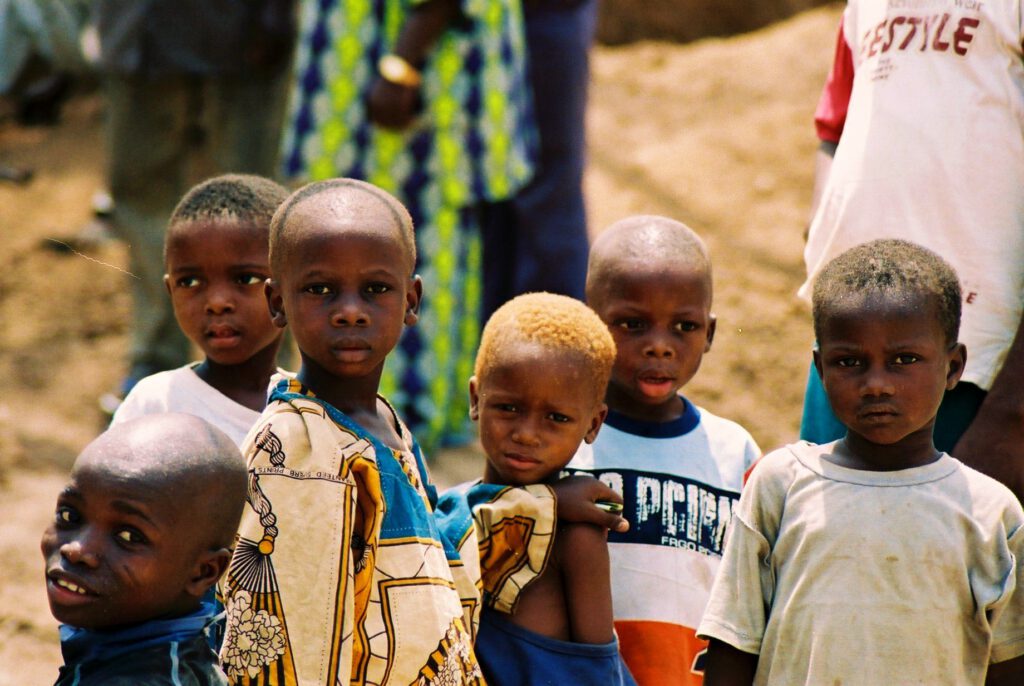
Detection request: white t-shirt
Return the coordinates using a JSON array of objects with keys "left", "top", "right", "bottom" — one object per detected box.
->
[
  {"left": 111, "top": 363, "right": 268, "bottom": 446},
  {"left": 698, "top": 441, "right": 1024, "bottom": 685},
  {"left": 803, "top": 0, "right": 1024, "bottom": 390},
  {"left": 567, "top": 400, "right": 760, "bottom": 685}
]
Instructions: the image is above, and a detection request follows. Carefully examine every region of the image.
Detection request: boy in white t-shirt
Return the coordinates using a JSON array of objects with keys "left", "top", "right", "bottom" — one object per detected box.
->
[
  {"left": 111, "top": 174, "right": 290, "bottom": 446},
  {"left": 699, "top": 240, "right": 1024, "bottom": 685},
  {"left": 567, "top": 216, "right": 760, "bottom": 685}
]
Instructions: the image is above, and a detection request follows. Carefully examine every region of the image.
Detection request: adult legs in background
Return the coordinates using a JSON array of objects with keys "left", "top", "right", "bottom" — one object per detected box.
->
[
  {"left": 481, "top": 0, "right": 598, "bottom": 322},
  {"left": 104, "top": 63, "right": 290, "bottom": 392}
]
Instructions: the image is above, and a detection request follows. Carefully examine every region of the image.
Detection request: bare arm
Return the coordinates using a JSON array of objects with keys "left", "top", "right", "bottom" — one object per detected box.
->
[
  {"left": 559, "top": 522, "right": 615, "bottom": 644},
  {"left": 702, "top": 638, "right": 758, "bottom": 686},
  {"left": 807, "top": 140, "right": 837, "bottom": 231},
  {"left": 987, "top": 655, "right": 1024, "bottom": 686},
  {"left": 953, "top": 315, "right": 1024, "bottom": 503},
  {"left": 368, "top": 0, "right": 460, "bottom": 129}
]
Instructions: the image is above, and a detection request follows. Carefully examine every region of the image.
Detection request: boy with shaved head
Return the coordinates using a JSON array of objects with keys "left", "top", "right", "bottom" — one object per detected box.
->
[
  {"left": 219, "top": 179, "right": 625, "bottom": 685},
  {"left": 42, "top": 413, "right": 247, "bottom": 685},
  {"left": 568, "top": 216, "right": 760, "bottom": 685}
]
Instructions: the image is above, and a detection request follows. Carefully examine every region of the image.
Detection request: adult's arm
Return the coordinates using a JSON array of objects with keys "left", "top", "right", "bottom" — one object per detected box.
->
[
  {"left": 953, "top": 316, "right": 1024, "bottom": 503},
  {"left": 368, "top": 0, "right": 460, "bottom": 130},
  {"left": 807, "top": 19, "right": 853, "bottom": 226}
]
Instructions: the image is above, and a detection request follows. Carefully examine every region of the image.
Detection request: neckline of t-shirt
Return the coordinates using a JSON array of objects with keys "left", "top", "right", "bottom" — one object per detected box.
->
[
  {"left": 603, "top": 397, "right": 701, "bottom": 438},
  {"left": 184, "top": 362, "right": 264, "bottom": 418},
  {"left": 790, "top": 440, "right": 959, "bottom": 487}
]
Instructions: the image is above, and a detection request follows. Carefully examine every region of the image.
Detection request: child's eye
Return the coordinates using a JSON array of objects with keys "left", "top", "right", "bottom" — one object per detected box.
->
[
  {"left": 175, "top": 276, "right": 200, "bottom": 289},
  {"left": 494, "top": 403, "right": 518, "bottom": 413},
  {"left": 617, "top": 319, "right": 644, "bottom": 332},
  {"left": 304, "top": 284, "right": 332, "bottom": 296},
  {"left": 365, "top": 283, "right": 390, "bottom": 295},
  {"left": 836, "top": 357, "right": 860, "bottom": 368},
  {"left": 547, "top": 412, "right": 571, "bottom": 424},
  {"left": 237, "top": 273, "right": 266, "bottom": 286},
  {"left": 115, "top": 528, "right": 147, "bottom": 545},
  {"left": 675, "top": 321, "right": 699, "bottom": 332},
  {"left": 55, "top": 506, "right": 79, "bottom": 527},
  {"left": 894, "top": 354, "right": 920, "bottom": 365}
]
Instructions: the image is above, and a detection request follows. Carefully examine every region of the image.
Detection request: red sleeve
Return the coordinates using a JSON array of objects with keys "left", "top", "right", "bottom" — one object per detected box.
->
[{"left": 814, "top": 19, "right": 855, "bottom": 144}]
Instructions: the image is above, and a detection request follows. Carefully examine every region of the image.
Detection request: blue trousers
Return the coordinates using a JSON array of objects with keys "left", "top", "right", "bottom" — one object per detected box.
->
[
  {"left": 800, "top": 363, "right": 986, "bottom": 453},
  {"left": 480, "top": 0, "right": 597, "bottom": 322}
]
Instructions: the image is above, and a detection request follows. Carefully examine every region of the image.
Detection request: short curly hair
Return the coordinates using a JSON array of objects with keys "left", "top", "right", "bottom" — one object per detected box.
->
[
  {"left": 169, "top": 173, "right": 289, "bottom": 228},
  {"left": 812, "top": 239, "right": 962, "bottom": 344},
  {"left": 475, "top": 293, "right": 616, "bottom": 400},
  {"left": 268, "top": 178, "right": 416, "bottom": 274}
]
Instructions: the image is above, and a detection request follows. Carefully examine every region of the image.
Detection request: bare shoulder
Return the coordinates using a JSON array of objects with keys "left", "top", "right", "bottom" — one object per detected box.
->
[{"left": 556, "top": 521, "right": 609, "bottom": 559}]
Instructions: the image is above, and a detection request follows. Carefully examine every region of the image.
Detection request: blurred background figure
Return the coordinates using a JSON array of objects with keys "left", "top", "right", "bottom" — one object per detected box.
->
[
  {"left": 281, "top": 0, "right": 536, "bottom": 451},
  {"left": 92, "top": 0, "right": 296, "bottom": 414},
  {"left": 481, "top": 0, "right": 598, "bottom": 322},
  {"left": 0, "top": 0, "right": 88, "bottom": 183}
]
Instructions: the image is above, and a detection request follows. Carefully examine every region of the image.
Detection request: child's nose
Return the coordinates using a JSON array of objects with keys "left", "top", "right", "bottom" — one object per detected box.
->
[
  {"left": 60, "top": 535, "right": 100, "bottom": 569},
  {"left": 331, "top": 296, "right": 369, "bottom": 326},
  {"left": 205, "top": 286, "right": 235, "bottom": 315},
  {"left": 643, "top": 332, "right": 675, "bottom": 359},
  {"left": 860, "top": 366, "right": 896, "bottom": 398},
  {"left": 510, "top": 417, "right": 541, "bottom": 446}
]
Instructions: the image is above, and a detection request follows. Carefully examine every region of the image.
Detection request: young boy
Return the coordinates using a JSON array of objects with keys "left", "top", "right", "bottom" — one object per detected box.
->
[
  {"left": 436, "top": 293, "right": 636, "bottom": 685},
  {"left": 42, "top": 413, "right": 247, "bottom": 685},
  {"left": 568, "top": 216, "right": 760, "bottom": 685},
  {"left": 698, "top": 240, "right": 1024, "bottom": 685},
  {"left": 217, "top": 179, "right": 625, "bottom": 685},
  {"left": 111, "top": 174, "right": 290, "bottom": 446}
]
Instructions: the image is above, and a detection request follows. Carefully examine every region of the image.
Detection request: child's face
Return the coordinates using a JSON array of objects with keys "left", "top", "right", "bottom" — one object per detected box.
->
[
  {"left": 590, "top": 262, "right": 715, "bottom": 422},
  {"left": 267, "top": 213, "right": 420, "bottom": 385},
  {"left": 814, "top": 294, "right": 965, "bottom": 454},
  {"left": 40, "top": 458, "right": 206, "bottom": 629},
  {"left": 471, "top": 343, "right": 607, "bottom": 486},
  {"left": 164, "top": 220, "right": 280, "bottom": 366}
]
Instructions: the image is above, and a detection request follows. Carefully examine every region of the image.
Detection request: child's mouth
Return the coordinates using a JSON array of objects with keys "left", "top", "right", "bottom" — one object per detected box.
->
[
  {"left": 637, "top": 376, "right": 675, "bottom": 398},
  {"left": 47, "top": 571, "right": 99, "bottom": 605},
  {"left": 206, "top": 325, "right": 241, "bottom": 347}
]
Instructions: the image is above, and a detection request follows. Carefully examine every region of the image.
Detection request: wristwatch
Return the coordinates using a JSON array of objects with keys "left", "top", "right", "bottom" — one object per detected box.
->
[{"left": 378, "top": 54, "right": 422, "bottom": 88}]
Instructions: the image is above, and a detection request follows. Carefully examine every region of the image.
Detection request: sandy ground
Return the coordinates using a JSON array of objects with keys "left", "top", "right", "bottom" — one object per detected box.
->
[{"left": 0, "top": 5, "right": 838, "bottom": 682}]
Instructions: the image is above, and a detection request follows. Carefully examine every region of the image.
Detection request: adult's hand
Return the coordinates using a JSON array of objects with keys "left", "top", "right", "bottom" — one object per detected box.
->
[
  {"left": 953, "top": 399, "right": 1024, "bottom": 503},
  {"left": 953, "top": 319, "right": 1024, "bottom": 504},
  {"left": 368, "top": 78, "right": 419, "bottom": 130}
]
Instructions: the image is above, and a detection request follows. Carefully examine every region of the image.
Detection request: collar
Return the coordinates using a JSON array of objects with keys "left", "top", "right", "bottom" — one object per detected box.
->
[
  {"left": 603, "top": 396, "right": 701, "bottom": 438},
  {"left": 59, "top": 600, "right": 218, "bottom": 666}
]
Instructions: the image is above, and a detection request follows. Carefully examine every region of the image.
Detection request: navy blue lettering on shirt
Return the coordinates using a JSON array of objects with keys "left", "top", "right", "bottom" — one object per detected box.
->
[{"left": 564, "top": 467, "right": 740, "bottom": 556}]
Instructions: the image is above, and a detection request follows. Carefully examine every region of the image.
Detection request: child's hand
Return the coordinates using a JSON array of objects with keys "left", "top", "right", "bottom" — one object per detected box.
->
[{"left": 552, "top": 475, "right": 629, "bottom": 533}]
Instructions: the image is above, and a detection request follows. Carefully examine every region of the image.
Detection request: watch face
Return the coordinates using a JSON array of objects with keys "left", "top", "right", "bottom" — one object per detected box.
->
[{"left": 380, "top": 55, "right": 420, "bottom": 87}]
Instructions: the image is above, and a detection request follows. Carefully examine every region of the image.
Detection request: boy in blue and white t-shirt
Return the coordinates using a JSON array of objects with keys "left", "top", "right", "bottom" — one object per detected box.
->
[{"left": 568, "top": 216, "right": 760, "bottom": 685}]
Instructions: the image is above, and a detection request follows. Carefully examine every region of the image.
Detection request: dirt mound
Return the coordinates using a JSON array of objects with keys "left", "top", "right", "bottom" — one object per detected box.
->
[{"left": 598, "top": 0, "right": 836, "bottom": 45}]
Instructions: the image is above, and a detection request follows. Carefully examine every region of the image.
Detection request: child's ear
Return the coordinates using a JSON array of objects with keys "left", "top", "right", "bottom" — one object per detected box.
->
[
  {"left": 705, "top": 314, "right": 717, "bottom": 352},
  {"left": 468, "top": 376, "right": 480, "bottom": 421},
  {"left": 163, "top": 274, "right": 172, "bottom": 296},
  {"left": 184, "top": 547, "right": 232, "bottom": 599},
  {"left": 583, "top": 402, "right": 609, "bottom": 444},
  {"left": 946, "top": 342, "right": 967, "bottom": 390},
  {"left": 266, "top": 279, "right": 287, "bottom": 328},
  {"left": 404, "top": 275, "right": 423, "bottom": 327}
]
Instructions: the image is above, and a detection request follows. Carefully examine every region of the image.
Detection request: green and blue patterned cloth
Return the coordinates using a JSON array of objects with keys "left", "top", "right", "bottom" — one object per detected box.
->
[{"left": 282, "top": 0, "right": 536, "bottom": 451}]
